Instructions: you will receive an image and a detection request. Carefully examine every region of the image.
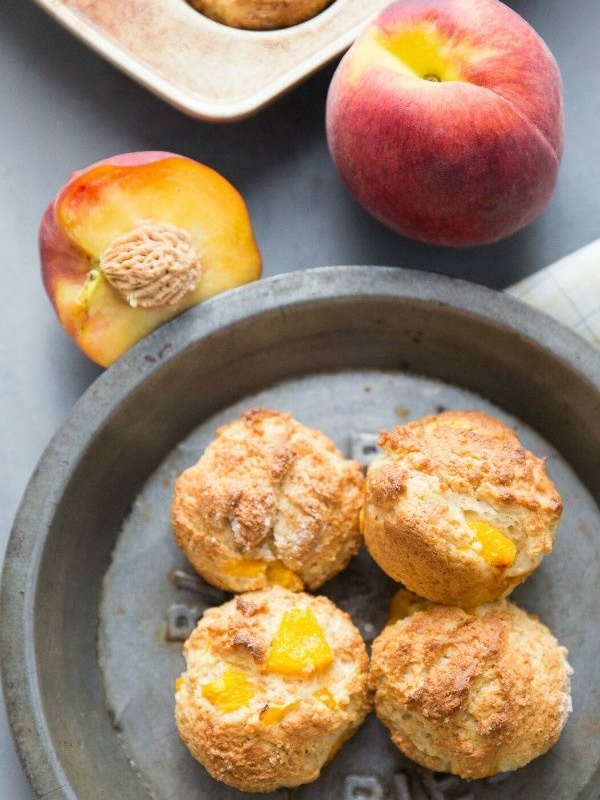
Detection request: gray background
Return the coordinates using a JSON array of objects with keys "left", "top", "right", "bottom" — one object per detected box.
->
[{"left": 1, "top": 0, "right": 598, "bottom": 796}]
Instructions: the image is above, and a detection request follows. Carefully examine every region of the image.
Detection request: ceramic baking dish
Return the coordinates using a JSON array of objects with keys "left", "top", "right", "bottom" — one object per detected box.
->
[{"left": 33, "top": 0, "right": 389, "bottom": 120}]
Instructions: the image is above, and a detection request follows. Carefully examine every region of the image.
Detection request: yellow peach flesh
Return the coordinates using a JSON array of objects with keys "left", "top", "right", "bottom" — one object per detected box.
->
[
  {"left": 58, "top": 159, "right": 249, "bottom": 258},
  {"left": 258, "top": 700, "right": 300, "bottom": 726},
  {"left": 265, "top": 562, "right": 304, "bottom": 591},
  {"left": 49, "top": 157, "right": 261, "bottom": 366},
  {"left": 56, "top": 270, "right": 174, "bottom": 367},
  {"left": 358, "top": 506, "right": 365, "bottom": 534},
  {"left": 313, "top": 688, "right": 338, "bottom": 710},
  {"left": 223, "top": 558, "right": 267, "bottom": 579},
  {"left": 265, "top": 607, "right": 333, "bottom": 676},
  {"left": 467, "top": 519, "right": 517, "bottom": 567},
  {"left": 201, "top": 669, "right": 255, "bottom": 713},
  {"left": 380, "top": 24, "right": 464, "bottom": 82},
  {"left": 223, "top": 558, "right": 304, "bottom": 591},
  {"left": 346, "top": 22, "right": 499, "bottom": 89},
  {"left": 63, "top": 161, "right": 260, "bottom": 295}
]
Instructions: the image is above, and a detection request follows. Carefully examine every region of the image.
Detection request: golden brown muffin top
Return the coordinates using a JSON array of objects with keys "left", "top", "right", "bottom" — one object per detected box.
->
[
  {"left": 373, "top": 410, "right": 562, "bottom": 520},
  {"left": 370, "top": 596, "right": 572, "bottom": 778},
  {"left": 172, "top": 407, "right": 364, "bottom": 590},
  {"left": 176, "top": 587, "right": 372, "bottom": 792},
  {"left": 184, "top": 586, "right": 369, "bottom": 678}
]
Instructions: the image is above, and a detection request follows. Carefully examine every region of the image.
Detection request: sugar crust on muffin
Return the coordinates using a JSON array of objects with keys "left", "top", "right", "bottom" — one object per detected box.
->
[
  {"left": 171, "top": 407, "right": 365, "bottom": 593},
  {"left": 364, "top": 410, "right": 562, "bottom": 606},
  {"left": 175, "top": 586, "right": 371, "bottom": 791},
  {"left": 370, "top": 592, "right": 572, "bottom": 779}
]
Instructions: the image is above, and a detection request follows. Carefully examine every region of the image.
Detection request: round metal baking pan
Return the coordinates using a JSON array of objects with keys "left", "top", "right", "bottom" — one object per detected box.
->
[{"left": 2, "top": 266, "right": 600, "bottom": 800}]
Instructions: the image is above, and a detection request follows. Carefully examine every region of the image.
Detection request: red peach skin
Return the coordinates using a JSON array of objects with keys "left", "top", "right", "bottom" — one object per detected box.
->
[{"left": 325, "top": 0, "right": 563, "bottom": 246}]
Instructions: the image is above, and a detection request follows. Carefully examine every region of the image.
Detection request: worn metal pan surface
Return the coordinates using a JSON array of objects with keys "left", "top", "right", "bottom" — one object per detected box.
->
[{"left": 2, "top": 266, "right": 600, "bottom": 800}]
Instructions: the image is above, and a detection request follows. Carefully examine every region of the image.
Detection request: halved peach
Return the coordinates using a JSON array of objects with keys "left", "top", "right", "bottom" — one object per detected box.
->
[{"left": 40, "top": 151, "right": 262, "bottom": 366}]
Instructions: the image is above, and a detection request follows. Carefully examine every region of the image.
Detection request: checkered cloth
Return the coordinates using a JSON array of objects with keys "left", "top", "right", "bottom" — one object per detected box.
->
[{"left": 508, "top": 239, "right": 600, "bottom": 346}]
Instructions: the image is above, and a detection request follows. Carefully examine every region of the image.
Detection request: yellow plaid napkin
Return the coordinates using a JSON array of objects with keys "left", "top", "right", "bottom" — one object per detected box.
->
[{"left": 508, "top": 239, "right": 600, "bottom": 347}]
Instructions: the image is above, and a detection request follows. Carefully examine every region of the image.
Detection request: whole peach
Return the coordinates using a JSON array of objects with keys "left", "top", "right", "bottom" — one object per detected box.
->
[
  {"left": 325, "top": 0, "right": 564, "bottom": 246},
  {"left": 40, "top": 152, "right": 261, "bottom": 366}
]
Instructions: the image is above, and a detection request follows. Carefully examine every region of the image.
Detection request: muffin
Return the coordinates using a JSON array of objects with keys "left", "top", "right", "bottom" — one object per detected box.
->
[
  {"left": 175, "top": 586, "right": 371, "bottom": 791},
  {"left": 187, "top": 0, "right": 332, "bottom": 30},
  {"left": 171, "top": 407, "right": 365, "bottom": 593},
  {"left": 363, "top": 410, "right": 562, "bottom": 606},
  {"left": 370, "top": 591, "right": 573, "bottom": 779}
]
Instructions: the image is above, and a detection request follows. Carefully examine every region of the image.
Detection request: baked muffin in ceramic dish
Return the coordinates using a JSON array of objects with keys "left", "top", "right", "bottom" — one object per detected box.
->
[
  {"left": 363, "top": 410, "right": 562, "bottom": 606},
  {"left": 187, "top": 0, "right": 333, "bottom": 30},
  {"left": 171, "top": 407, "right": 365, "bottom": 593},
  {"left": 370, "top": 590, "right": 573, "bottom": 779},
  {"left": 175, "top": 586, "right": 371, "bottom": 791}
]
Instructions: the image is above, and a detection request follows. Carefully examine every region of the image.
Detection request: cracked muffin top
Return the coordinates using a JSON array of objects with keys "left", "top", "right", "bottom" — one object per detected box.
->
[
  {"left": 171, "top": 407, "right": 365, "bottom": 592},
  {"left": 370, "top": 592, "right": 572, "bottom": 779},
  {"left": 175, "top": 586, "right": 371, "bottom": 791},
  {"left": 364, "top": 409, "right": 562, "bottom": 606}
]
